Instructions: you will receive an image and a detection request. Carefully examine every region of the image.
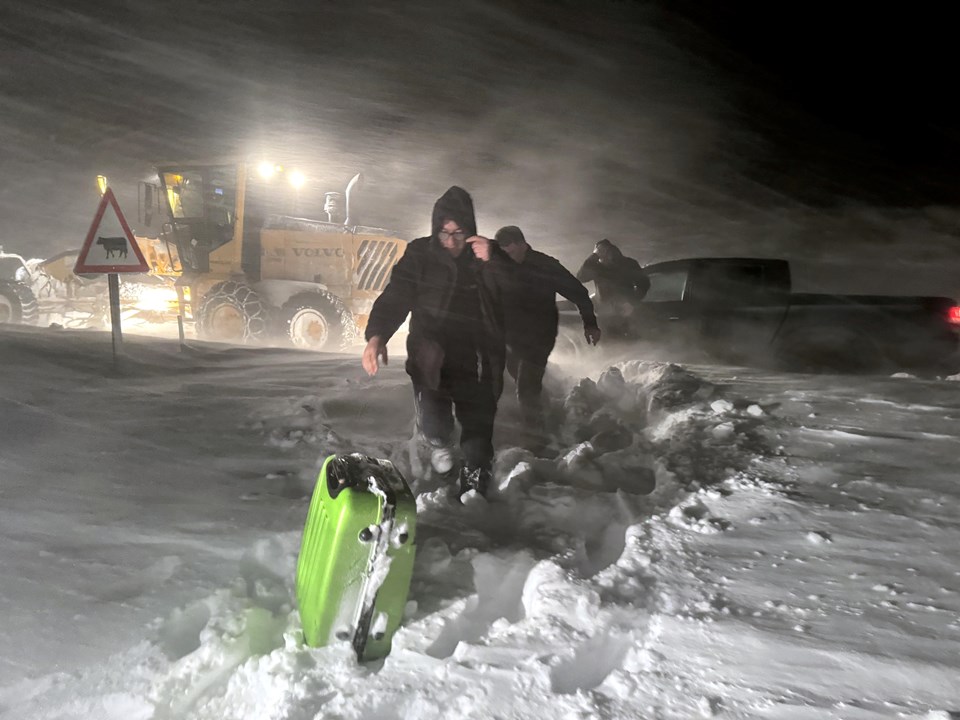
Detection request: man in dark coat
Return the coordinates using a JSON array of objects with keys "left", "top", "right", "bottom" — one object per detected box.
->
[
  {"left": 362, "top": 186, "right": 506, "bottom": 498},
  {"left": 494, "top": 226, "right": 600, "bottom": 437},
  {"left": 576, "top": 238, "right": 650, "bottom": 337}
]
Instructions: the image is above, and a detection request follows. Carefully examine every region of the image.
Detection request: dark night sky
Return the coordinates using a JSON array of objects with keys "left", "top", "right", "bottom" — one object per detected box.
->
[
  {"left": 665, "top": 2, "right": 958, "bottom": 205},
  {"left": 0, "top": 0, "right": 957, "bottom": 289}
]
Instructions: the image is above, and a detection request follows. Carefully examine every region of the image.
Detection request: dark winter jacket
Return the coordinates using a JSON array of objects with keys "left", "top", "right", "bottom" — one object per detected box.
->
[
  {"left": 501, "top": 249, "right": 598, "bottom": 351},
  {"left": 576, "top": 241, "right": 650, "bottom": 309},
  {"left": 365, "top": 187, "right": 508, "bottom": 396}
]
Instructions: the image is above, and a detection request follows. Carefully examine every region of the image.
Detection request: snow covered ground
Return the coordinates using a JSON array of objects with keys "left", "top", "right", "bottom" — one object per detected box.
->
[{"left": 1, "top": 325, "right": 960, "bottom": 719}]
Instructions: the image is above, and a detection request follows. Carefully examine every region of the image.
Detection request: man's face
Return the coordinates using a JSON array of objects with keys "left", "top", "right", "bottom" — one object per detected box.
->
[
  {"left": 438, "top": 220, "right": 467, "bottom": 257},
  {"left": 499, "top": 237, "right": 527, "bottom": 263},
  {"left": 595, "top": 243, "right": 613, "bottom": 263}
]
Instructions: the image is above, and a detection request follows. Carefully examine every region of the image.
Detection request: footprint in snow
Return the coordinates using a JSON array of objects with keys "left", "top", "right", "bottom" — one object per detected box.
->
[{"left": 425, "top": 550, "right": 537, "bottom": 659}]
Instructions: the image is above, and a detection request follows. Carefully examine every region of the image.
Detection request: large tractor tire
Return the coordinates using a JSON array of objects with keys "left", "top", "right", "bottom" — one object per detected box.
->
[
  {"left": 277, "top": 291, "right": 353, "bottom": 351},
  {"left": 196, "top": 281, "right": 268, "bottom": 344},
  {"left": 0, "top": 280, "right": 39, "bottom": 325}
]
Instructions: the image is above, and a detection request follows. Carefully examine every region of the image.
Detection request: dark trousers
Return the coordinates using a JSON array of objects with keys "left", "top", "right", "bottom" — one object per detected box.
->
[
  {"left": 505, "top": 342, "right": 551, "bottom": 426},
  {"left": 413, "top": 364, "right": 497, "bottom": 472}
]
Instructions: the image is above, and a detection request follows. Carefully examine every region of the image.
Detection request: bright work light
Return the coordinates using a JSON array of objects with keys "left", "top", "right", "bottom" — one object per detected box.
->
[
  {"left": 289, "top": 169, "right": 306, "bottom": 189},
  {"left": 257, "top": 161, "right": 276, "bottom": 180}
]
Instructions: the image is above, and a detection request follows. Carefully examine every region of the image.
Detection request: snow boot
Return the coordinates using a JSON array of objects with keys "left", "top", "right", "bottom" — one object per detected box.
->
[
  {"left": 429, "top": 445, "right": 457, "bottom": 475},
  {"left": 457, "top": 465, "right": 491, "bottom": 500}
]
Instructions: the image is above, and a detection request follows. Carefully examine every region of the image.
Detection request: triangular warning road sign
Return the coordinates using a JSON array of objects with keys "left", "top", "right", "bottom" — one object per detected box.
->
[{"left": 74, "top": 188, "right": 150, "bottom": 274}]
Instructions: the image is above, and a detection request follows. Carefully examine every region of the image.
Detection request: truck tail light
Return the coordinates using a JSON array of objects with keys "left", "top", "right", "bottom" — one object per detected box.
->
[{"left": 949, "top": 306, "right": 960, "bottom": 326}]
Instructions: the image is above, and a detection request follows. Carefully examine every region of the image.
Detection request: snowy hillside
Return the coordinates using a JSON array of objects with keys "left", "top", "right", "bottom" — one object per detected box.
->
[{"left": 1, "top": 326, "right": 960, "bottom": 719}]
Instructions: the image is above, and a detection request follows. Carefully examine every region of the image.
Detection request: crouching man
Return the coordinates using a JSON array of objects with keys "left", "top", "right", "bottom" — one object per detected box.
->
[{"left": 362, "top": 187, "right": 508, "bottom": 499}]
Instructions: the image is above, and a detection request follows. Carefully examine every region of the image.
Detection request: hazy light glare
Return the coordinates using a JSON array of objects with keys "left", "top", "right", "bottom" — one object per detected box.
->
[
  {"left": 135, "top": 286, "right": 178, "bottom": 312},
  {"left": 288, "top": 169, "right": 306, "bottom": 189},
  {"left": 257, "top": 161, "right": 276, "bottom": 180}
]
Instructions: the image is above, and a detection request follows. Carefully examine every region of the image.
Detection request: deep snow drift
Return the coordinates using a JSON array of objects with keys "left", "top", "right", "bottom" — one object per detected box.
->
[{"left": 1, "top": 325, "right": 960, "bottom": 719}]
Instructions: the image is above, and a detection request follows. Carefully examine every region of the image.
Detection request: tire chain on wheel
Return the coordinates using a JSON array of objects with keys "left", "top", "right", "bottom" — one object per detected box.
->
[
  {"left": 279, "top": 290, "right": 356, "bottom": 351},
  {"left": 0, "top": 280, "right": 39, "bottom": 325},
  {"left": 196, "top": 280, "right": 268, "bottom": 342}
]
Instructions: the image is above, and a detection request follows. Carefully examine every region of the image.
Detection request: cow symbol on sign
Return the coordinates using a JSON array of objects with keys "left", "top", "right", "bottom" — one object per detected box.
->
[{"left": 97, "top": 236, "right": 128, "bottom": 259}]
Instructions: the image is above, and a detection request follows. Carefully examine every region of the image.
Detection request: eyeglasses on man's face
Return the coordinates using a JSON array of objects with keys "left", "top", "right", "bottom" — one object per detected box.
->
[{"left": 438, "top": 229, "right": 467, "bottom": 242}]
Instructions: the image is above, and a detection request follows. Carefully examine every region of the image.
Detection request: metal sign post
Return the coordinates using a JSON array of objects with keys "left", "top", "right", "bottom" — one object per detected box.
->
[
  {"left": 108, "top": 273, "right": 123, "bottom": 359},
  {"left": 177, "top": 315, "right": 186, "bottom": 352}
]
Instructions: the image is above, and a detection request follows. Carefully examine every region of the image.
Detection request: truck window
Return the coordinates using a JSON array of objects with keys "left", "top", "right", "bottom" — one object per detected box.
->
[
  {"left": 693, "top": 264, "right": 771, "bottom": 305},
  {"left": 644, "top": 270, "right": 687, "bottom": 302}
]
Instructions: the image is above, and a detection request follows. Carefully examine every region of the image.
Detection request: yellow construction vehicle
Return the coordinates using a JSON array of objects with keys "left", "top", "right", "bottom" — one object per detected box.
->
[{"left": 136, "top": 160, "right": 406, "bottom": 349}]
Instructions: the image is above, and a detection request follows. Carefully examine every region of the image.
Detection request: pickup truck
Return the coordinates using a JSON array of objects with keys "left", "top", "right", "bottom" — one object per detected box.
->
[{"left": 559, "top": 257, "right": 960, "bottom": 373}]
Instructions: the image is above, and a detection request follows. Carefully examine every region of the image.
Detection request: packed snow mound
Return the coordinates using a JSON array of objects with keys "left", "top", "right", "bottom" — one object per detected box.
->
[{"left": 7, "top": 355, "right": 787, "bottom": 720}]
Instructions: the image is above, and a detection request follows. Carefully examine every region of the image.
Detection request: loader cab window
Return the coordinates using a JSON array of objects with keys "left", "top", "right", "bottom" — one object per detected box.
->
[
  {"left": 203, "top": 166, "right": 238, "bottom": 228},
  {"left": 162, "top": 168, "right": 237, "bottom": 230},
  {"left": 164, "top": 171, "right": 204, "bottom": 219},
  {"left": 159, "top": 166, "right": 239, "bottom": 272}
]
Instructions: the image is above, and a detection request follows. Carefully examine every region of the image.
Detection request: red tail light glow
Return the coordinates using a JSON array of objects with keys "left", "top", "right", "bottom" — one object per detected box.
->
[{"left": 949, "top": 306, "right": 960, "bottom": 325}]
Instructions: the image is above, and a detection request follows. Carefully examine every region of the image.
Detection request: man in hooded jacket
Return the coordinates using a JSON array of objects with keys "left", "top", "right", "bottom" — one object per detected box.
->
[{"left": 362, "top": 186, "right": 507, "bottom": 498}]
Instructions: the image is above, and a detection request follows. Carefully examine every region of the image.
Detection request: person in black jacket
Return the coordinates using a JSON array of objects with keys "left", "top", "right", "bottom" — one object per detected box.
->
[
  {"left": 494, "top": 226, "right": 600, "bottom": 438},
  {"left": 362, "top": 187, "right": 507, "bottom": 498},
  {"left": 576, "top": 238, "right": 650, "bottom": 338}
]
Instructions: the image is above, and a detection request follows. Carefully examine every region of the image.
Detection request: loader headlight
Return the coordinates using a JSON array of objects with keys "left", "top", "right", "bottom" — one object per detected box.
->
[
  {"left": 288, "top": 169, "right": 306, "bottom": 189},
  {"left": 257, "top": 161, "right": 278, "bottom": 180},
  {"left": 135, "top": 286, "right": 178, "bottom": 312}
]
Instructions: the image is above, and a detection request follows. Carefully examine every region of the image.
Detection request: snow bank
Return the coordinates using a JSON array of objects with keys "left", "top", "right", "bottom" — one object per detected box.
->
[
  {"left": 2, "top": 340, "right": 788, "bottom": 719},
  {"left": 4, "top": 329, "right": 960, "bottom": 719}
]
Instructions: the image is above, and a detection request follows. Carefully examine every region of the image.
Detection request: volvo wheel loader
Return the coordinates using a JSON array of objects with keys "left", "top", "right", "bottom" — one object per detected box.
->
[{"left": 137, "top": 160, "right": 406, "bottom": 350}]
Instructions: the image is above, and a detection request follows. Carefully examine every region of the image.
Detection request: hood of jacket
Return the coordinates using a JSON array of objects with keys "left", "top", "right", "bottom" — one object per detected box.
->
[
  {"left": 595, "top": 238, "right": 624, "bottom": 260},
  {"left": 431, "top": 186, "right": 477, "bottom": 240}
]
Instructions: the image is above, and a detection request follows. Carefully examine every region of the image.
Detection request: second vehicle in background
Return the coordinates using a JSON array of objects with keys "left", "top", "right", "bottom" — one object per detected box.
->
[{"left": 559, "top": 256, "right": 960, "bottom": 373}]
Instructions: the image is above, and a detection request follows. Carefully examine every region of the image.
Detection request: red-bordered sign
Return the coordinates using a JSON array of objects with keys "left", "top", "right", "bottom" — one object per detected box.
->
[{"left": 74, "top": 188, "right": 150, "bottom": 274}]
